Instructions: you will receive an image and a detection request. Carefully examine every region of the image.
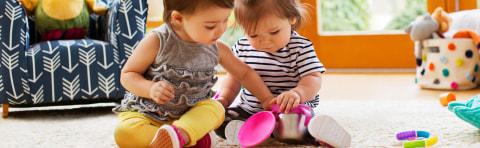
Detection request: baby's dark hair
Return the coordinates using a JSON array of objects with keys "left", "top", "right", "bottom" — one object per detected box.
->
[
  {"left": 234, "top": 0, "right": 309, "bottom": 33},
  {"left": 163, "top": 0, "right": 234, "bottom": 25}
]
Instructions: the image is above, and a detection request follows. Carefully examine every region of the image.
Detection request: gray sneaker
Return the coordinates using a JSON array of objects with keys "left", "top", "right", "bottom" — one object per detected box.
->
[
  {"left": 307, "top": 115, "right": 351, "bottom": 148},
  {"left": 224, "top": 120, "right": 244, "bottom": 145}
]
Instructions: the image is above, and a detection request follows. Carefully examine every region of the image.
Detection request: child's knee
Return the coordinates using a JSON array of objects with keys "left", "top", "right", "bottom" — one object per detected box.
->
[
  {"left": 201, "top": 99, "right": 226, "bottom": 128},
  {"left": 214, "top": 101, "right": 226, "bottom": 115},
  {"left": 213, "top": 100, "right": 226, "bottom": 123},
  {"left": 204, "top": 99, "right": 226, "bottom": 116}
]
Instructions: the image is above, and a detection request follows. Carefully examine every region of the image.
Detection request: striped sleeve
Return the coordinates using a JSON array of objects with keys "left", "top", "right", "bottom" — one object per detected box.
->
[
  {"left": 292, "top": 36, "right": 326, "bottom": 77},
  {"left": 231, "top": 39, "right": 242, "bottom": 56}
]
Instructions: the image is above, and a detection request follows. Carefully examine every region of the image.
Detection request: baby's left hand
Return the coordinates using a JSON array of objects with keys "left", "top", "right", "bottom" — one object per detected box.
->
[{"left": 269, "top": 91, "right": 300, "bottom": 113}]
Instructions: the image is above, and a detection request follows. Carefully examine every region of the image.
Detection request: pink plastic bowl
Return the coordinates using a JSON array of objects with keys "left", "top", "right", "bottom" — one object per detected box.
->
[{"left": 238, "top": 111, "right": 276, "bottom": 147}]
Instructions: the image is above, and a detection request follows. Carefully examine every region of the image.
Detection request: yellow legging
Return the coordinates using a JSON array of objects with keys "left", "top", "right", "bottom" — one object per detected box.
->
[{"left": 114, "top": 99, "right": 225, "bottom": 148}]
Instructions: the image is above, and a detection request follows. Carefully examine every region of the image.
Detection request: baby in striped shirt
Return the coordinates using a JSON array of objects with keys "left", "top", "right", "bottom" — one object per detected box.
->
[{"left": 215, "top": 0, "right": 351, "bottom": 147}]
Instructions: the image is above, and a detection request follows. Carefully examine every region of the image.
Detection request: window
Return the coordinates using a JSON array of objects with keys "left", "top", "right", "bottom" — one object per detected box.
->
[
  {"left": 320, "top": 0, "right": 426, "bottom": 33},
  {"left": 299, "top": 0, "right": 477, "bottom": 69}
]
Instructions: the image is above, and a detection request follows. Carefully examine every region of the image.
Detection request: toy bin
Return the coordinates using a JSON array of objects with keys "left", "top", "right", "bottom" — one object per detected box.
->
[{"left": 416, "top": 38, "right": 479, "bottom": 90}]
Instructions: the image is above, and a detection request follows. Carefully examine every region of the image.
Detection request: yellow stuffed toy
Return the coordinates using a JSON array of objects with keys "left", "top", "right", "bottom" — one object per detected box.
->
[{"left": 19, "top": 0, "right": 108, "bottom": 41}]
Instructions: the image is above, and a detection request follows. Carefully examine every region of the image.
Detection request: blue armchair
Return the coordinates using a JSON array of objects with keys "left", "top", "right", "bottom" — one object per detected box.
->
[{"left": 0, "top": 0, "right": 147, "bottom": 117}]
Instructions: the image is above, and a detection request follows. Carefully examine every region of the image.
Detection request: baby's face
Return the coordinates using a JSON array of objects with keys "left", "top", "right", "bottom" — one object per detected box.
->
[
  {"left": 181, "top": 6, "right": 232, "bottom": 45},
  {"left": 245, "top": 14, "right": 295, "bottom": 53}
]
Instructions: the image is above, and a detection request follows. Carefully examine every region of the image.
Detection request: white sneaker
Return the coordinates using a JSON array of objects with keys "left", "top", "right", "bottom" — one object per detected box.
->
[
  {"left": 149, "top": 125, "right": 183, "bottom": 148},
  {"left": 224, "top": 120, "right": 244, "bottom": 145},
  {"left": 307, "top": 115, "right": 351, "bottom": 148}
]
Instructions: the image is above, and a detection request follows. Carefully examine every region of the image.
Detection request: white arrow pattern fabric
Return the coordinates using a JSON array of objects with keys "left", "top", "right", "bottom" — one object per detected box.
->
[{"left": 0, "top": 0, "right": 147, "bottom": 106}]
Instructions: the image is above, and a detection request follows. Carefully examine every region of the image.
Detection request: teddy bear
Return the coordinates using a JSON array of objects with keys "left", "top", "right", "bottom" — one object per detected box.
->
[
  {"left": 18, "top": 0, "right": 108, "bottom": 41},
  {"left": 431, "top": 7, "right": 452, "bottom": 35}
]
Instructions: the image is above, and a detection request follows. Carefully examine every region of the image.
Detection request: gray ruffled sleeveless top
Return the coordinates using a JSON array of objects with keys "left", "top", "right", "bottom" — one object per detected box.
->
[{"left": 113, "top": 24, "right": 219, "bottom": 123}]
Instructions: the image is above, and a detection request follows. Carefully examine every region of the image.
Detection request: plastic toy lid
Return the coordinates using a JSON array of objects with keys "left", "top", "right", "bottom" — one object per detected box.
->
[
  {"left": 271, "top": 104, "right": 312, "bottom": 126},
  {"left": 238, "top": 111, "right": 276, "bottom": 147}
]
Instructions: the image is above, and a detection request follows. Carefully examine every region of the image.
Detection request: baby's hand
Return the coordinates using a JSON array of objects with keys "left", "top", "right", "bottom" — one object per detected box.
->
[
  {"left": 149, "top": 81, "right": 175, "bottom": 104},
  {"left": 269, "top": 91, "right": 300, "bottom": 113},
  {"left": 262, "top": 97, "right": 276, "bottom": 111}
]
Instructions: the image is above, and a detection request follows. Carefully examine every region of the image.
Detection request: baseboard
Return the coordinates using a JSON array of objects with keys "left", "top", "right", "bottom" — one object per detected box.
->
[{"left": 326, "top": 68, "right": 416, "bottom": 73}]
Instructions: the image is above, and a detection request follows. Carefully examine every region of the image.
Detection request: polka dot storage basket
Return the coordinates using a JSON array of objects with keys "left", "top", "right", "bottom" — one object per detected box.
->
[{"left": 416, "top": 38, "right": 479, "bottom": 90}]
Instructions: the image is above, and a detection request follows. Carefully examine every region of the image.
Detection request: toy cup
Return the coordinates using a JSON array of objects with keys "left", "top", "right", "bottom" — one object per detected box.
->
[
  {"left": 439, "top": 92, "right": 456, "bottom": 106},
  {"left": 272, "top": 112, "right": 308, "bottom": 143}
]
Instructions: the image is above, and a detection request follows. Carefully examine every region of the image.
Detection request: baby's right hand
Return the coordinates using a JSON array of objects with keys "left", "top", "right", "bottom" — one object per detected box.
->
[
  {"left": 262, "top": 97, "right": 276, "bottom": 111},
  {"left": 149, "top": 81, "right": 175, "bottom": 104}
]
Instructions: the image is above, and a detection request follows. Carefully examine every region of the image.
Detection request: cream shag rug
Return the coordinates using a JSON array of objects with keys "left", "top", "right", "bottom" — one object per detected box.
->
[{"left": 1, "top": 99, "right": 480, "bottom": 148}]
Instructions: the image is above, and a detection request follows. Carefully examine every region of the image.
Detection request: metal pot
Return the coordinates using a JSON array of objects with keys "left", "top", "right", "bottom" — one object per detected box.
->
[{"left": 272, "top": 113, "right": 308, "bottom": 143}]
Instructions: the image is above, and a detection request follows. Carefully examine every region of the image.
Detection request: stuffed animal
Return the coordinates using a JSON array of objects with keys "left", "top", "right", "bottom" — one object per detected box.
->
[
  {"left": 448, "top": 95, "right": 480, "bottom": 129},
  {"left": 453, "top": 30, "right": 480, "bottom": 48},
  {"left": 18, "top": 0, "right": 108, "bottom": 41},
  {"left": 404, "top": 14, "right": 440, "bottom": 67},
  {"left": 404, "top": 14, "right": 440, "bottom": 41},
  {"left": 432, "top": 7, "right": 452, "bottom": 35},
  {"left": 404, "top": 7, "right": 452, "bottom": 67}
]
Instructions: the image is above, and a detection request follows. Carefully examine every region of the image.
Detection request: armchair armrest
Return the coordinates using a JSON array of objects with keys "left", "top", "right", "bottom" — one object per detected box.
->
[
  {"left": 106, "top": 0, "right": 147, "bottom": 94},
  {"left": 106, "top": 0, "right": 148, "bottom": 64},
  {"left": 0, "top": 0, "right": 30, "bottom": 50},
  {"left": 0, "top": 0, "right": 31, "bottom": 104}
]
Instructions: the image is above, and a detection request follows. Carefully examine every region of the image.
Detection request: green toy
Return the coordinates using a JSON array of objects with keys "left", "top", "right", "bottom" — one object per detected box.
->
[
  {"left": 448, "top": 95, "right": 480, "bottom": 129},
  {"left": 19, "top": 0, "right": 108, "bottom": 41}
]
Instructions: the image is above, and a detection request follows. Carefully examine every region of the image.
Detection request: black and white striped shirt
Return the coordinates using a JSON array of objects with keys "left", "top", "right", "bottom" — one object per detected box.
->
[{"left": 233, "top": 31, "right": 326, "bottom": 114}]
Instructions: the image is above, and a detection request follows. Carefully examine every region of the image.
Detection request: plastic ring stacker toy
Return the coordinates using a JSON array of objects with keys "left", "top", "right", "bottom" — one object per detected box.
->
[
  {"left": 402, "top": 136, "right": 438, "bottom": 148},
  {"left": 396, "top": 130, "right": 437, "bottom": 148},
  {"left": 396, "top": 130, "right": 430, "bottom": 140}
]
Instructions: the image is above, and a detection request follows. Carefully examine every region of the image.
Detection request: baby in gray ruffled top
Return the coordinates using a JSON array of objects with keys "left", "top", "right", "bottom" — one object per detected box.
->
[{"left": 112, "top": 0, "right": 274, "bottom": 148}]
